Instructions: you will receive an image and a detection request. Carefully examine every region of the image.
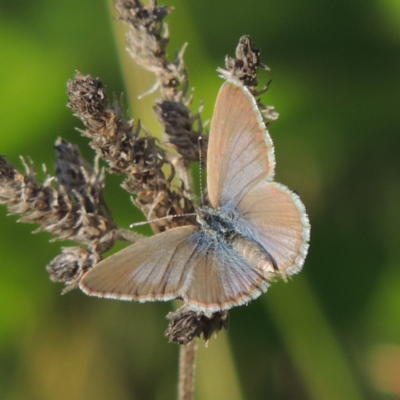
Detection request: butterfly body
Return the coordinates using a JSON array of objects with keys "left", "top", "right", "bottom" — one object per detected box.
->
[
  {"left": 197, "top": 205, "right": 278, "bottom": 273},
  {"left": 80, "top": 79, "right": 310, "bottom": 312},
  {"left": 196, "top": 206, "right": 236, "bottom": 241}
]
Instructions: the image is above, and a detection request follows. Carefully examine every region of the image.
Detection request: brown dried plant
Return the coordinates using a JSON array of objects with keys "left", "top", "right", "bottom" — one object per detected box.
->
[{"left": 0, "top": 1, "right": 277, "bottom": 399}]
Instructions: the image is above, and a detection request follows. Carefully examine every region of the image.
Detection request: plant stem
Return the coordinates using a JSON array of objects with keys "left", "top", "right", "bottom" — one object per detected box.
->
[{"left": 178, "top": 339, "right": 198, "bottom": 400}]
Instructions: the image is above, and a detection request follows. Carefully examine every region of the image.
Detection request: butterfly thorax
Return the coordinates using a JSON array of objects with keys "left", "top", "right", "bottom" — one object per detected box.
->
[
  {"left": 196, "top": 206, "right": 236, "bottom": 242},
  {"left": 197, "top": 206, "right": 279, "bottom": 278}
]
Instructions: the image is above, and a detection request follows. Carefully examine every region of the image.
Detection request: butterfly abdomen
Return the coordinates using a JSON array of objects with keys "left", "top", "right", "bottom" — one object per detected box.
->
[{"left": 230, "top": 235, "right": 279, "bottom": 280}]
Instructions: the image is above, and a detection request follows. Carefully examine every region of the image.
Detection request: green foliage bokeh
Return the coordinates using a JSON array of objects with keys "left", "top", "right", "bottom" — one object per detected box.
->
[{"left": 0, "top": 0, "right": 400, "bottom": 399}]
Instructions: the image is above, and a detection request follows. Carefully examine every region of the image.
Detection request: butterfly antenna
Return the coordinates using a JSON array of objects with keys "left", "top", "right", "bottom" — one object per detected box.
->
[
  {"left": 198, "top": 136, "right": 205, "bottom": 205},
  {"left": 130, "top": 213, "right": 197, "bottom": 228}
]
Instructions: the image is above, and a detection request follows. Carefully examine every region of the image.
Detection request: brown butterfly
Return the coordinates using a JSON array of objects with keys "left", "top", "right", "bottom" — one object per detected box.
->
[{"left": 80, "top": 79, "right": 310, "bottom": 312}]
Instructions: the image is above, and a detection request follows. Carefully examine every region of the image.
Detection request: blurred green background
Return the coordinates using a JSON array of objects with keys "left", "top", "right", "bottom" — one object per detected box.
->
[{"left": 1, "top": 0, "right": 400, "bottom": 399}]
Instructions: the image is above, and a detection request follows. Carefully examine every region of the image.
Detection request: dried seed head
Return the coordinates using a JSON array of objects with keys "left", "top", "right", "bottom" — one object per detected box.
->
[
  {"left": 67, "top": 72, "right": 195, "bottom": 233},
  {"left": 46, "top": 247, "right": 101, "bottom": 293},
  {"left": 219, "top": 35, "right": 279, "bottom": 124},
  {"left": 154, "top": 100, "right": 208, "bottom": 163},
  {"left": 54, "top": 137, "right": 110, "bottom": 218},
  {"left": 115, "top": 0, "right": 184, "bottom": 101},
  {"left": 115, "top": 0, "right": 207, "bottom": 165},
  {"left": 219, "top": 35, "right": 265, "bottom": 92},
  {"left": 0, "top": 141, "right": 116, "bottom": 253},
  {"left": 166, "top": 305, "right": 229, "bottom": 345}
]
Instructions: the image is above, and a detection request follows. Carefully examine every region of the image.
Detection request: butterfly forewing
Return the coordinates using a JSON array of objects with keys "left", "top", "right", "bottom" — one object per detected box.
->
[
  {"left": 207, "top": 80, "right": 275, "bottom": 210},
  {"left": 235, "top": 181, "right": 310, "bottom": 277},
  {"left": 80, "top": 226, "right": 198, "bottom": 301}
]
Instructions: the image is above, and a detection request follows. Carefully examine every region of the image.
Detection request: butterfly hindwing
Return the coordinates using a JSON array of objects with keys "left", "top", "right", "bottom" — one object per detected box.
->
[
  {"left": 235, "top": 181, "right": 310, "bottom": 277},
  {"left": 182, "top": 232, "right": 269, "bottom": 311}
]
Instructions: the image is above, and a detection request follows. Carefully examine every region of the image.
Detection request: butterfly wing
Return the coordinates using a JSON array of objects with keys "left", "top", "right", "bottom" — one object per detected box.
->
[
  {"left": 207, "top": 79, "right": 309, "bottom": 278},
  {"left": 181, "top": 231, "right": 269, "bottom": 311},
  {"left": 80, "top": 225, "right": 199, "bottom": 302},
  {"left": 80, "top": 224, "right": 269, "bottom": 312},
  {"left": 81, "top": 79, "right": 308, "bottom": 310},
  {"left": 235, "top": 181, "right": 310, "bottom": 277},
  {"left": 207, "top": 80, "right": 275, "bottom": 210}
]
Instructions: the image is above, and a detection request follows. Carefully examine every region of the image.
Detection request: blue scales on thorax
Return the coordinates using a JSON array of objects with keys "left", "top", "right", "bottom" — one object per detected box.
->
[{"left": 196, "top": 206, "right": 279, "bottom": 279}]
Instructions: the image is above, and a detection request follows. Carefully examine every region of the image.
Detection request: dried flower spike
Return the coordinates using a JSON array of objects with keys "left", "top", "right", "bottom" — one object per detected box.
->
[
  {"left": 46, "top": 246, "right": 101, "bottom": 293},
  {"left": 67, "top": 72, "right": 195, "bottom": 233},
  {"left": 0, "top": 148, "right": 115, "bottom": 252},
  {"left": 116, "top": 0, "right": 208, "bottom": 167},
  {"left": 166, "top": 305, "right": 229, "bottom": 345},
  {"left": 219, "top": 35, "right": 279, "bottom": 124}
]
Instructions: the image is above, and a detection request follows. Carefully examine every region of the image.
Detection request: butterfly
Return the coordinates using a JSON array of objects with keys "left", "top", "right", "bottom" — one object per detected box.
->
[{"left": 79, "top": 79, "right": 310, "bottom": 312}]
